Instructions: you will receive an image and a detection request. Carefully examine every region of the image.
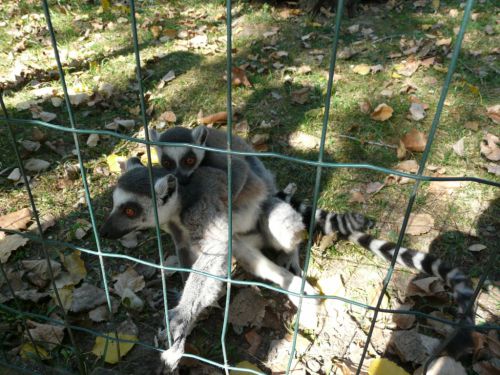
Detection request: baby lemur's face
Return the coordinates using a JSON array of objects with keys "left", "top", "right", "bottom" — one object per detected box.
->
[
  {"left": 100, "top": 158, "right": 178, "bottom": 240},
  {"left": 150, "top": 126, "right": 208, "bottom": 184}
]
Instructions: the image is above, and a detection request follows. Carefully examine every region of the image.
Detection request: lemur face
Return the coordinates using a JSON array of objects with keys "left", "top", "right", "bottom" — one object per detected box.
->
[
  {"left": 100, "top": 158, "right": 179, "bottom": 240},
  {"left": 150, "top": 126, "right": 208, "bottom": 184}
]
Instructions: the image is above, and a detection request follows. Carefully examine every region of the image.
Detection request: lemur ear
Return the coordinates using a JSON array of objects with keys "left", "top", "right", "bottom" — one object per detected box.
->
[
  {"left": 125, "top": 157, "right": 144, "bottom": 171},
  {"left": 149, "top": 128, "right": 159, "bottom": 142},
  {"left": 192, "top": 125, "right": 209, "bottom": 145},
  {"left": 154, "top": 174, "right": 177, "bottom": 203}
]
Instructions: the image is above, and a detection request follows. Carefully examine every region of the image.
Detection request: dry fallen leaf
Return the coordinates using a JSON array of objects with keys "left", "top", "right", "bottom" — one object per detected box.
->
[
  {"left": 395, "top": 160, "right": 419, "bottom": 173},
  {"left": 353, "top": 63, "right": 371, "bottom": 75},
  {"left": 22, "top": 259, "right": 62, "bottom": 288},
  {"left": 480, "top": 133, "right": 500, "bottom": 161},
  {"left": 229, "top": 287, "right": 267, "bottom": 333},
  {"left": 251, "top": 133, "right": 269, "bottom": 146},
  {"left": 26, "top": 320, "right": 65, "bottom": 350},
  {"left": 198, "top": 111, "right": 228, "bottom": 125},
  {"left": 392, "top": 303, "right": 416, "bottom": 329},
  {"left": 92, "top": 332, "right": 137, "bottom": 364},
  {"left": 60, "top": 251, "right": 87, "bottom": 284},
  {"left": 428, "top": 180, "right": 464, "bottom": 194},
  {"left": 291, "top": 87, "right": 310, "bottom": 104},
  {"left": 0, "top": 234, "right": 29, "bottom": 263},
  {"left": 106, "top": 154, "right": 127, "bottom": 174},
  {"left": 397, "top": 140, "right": 407, "bottom": 159},
  {"left": 87, "top": 133, "right": 99, "bottom": 148},
  {"left": 70, "top": 283, "right": 107, "bottom": 312},
  {"left": 486, "top": 105, "right": 500, "bottom": 124},
  {"left": 359, "top": 99, "right": 372, "bottom": 114},
  {"left": 114, "top": 119, "right": 135, "bottom": 129},
  {"left": 288, "top": 131, "right": 320, "bottom": 150},
  {"left": 398, "top": 213, "right": 434, "bottom": 235},
  {"left": 113, "top": 267, "right": 145, "bottom": 298},
  {"left": 20, "top": 343, "right": 49, "bottom": 361},
  {"left": 468, "top": 244, "right": 487, "bottom": 252},
  {"left": 396, "top": 60, "right": 420, "bottom": 77},
  {"left": 0, "top": 208, "right": 32, "bottom": 240},
  {"left": 158, "top": 111, "right": 176, "bottom": 123},
  {"left": 409, "top": 102, "right": 426, "bottom": 121},
  {"left": 390, "top": 329, "right": 440, "bottom": 364},
  {"left": 24, "top": 158, "right": 50, "bottom": 172},
  {"left": 349, "top": 191, "right": 366, "bottom": 204},
  {"left": 229, "top": 66, "right": 252, "bottom": 87},
  {"left": 368, "top": 358, "right": 409, "bottom": 375},
  {"left": 452, "top": 137, "right": 465, "bottom": 157},
  {"left": 365, "top": 181, "right": 385, "bottom": 194},
  {"left": 21, "top": 140, "right": 41, "bottom": 152},
  {"left": 370, "top": 103, "right": 393, "bottom": 121},
  {"left": 401, "top": 129, "right": 427, "bottom": 152},
  {"left": 464, "top": 121, "right": 479, "bottom": 131},
  {"left": 486, "top": 163, "right": 500, "bottom": 176}
]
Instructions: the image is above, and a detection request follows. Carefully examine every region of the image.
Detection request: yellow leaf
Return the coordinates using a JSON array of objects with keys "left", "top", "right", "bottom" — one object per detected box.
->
[
  {"left": 21, "top": 343, "right": 50, "bottom": 360},
  {"left": 52, "top": 285, "right": 74, "bottom": 312},
  {"left": 432, "top": 0, "right": 440, "bottom": 10},
  {"left": 353, "top": 64, "right": 371, "bottom": 76},
  {"left": 106, "top": 154, "right": 127, "bottom": 174},
  {"left": 92, "top": 333, "right": 137, "bottom": 364},
  {"left": 140, "top": 147, "right": 160, "bottom": 166},
  {"left": 392, "top": 72, "right": 402, "bottom": 79},
  {"left": 467, "top": 83, "right": 480, "bottom": 96},
  {"left": 102, "top": 0, "right": 111, "bottom": 12},
  {"left": 60, "top": 251, "right": 87, "bottom": 284},
  {"left": 368, "top": 358, "right": 410, "bottom": 375},
  {"left": 231, "top": 361, "right": 262, "bottom": 375},
  {"left": 370, "top": 103, "right": 394, "bottom": 121}
]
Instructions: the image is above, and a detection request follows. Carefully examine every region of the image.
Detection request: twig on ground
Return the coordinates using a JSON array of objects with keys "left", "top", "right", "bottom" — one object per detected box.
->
[{"left": 335, "top": 134, "right": 398, "bottom": 149}]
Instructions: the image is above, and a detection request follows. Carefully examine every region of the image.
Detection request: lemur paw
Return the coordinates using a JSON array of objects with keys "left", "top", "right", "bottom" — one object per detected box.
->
[{"left": 160, "top": 345, "right": 184, "bottom": 373}]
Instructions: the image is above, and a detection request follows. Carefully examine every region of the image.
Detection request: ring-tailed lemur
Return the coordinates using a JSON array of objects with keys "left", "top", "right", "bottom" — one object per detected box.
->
[
  {"left": 101, "top": 159, "right": 475, "bottom": 370},
  {"left": 100, "top": 159, "right": 323, "bottom": 371},
  {"left": 149, "top": 125, "right": 372, "bottom": 274}
]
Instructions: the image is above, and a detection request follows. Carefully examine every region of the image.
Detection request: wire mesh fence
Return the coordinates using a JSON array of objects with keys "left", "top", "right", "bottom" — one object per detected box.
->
[{"left": 0, "top": 0, "right": 498, "bottom": 374}]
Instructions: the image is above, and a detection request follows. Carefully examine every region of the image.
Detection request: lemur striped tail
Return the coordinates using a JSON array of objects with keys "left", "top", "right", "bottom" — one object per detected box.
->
[
  {"left": 275, "top": 185, "right": 374, "bottom": 236},
  {"left": 348, "top": 231, "right": 475, "bottom": 324}
]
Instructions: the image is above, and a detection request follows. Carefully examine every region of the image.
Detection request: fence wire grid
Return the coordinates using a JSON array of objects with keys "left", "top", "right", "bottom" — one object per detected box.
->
[{"left": 0, "top": 0, "right": 499, "bottom": 374}]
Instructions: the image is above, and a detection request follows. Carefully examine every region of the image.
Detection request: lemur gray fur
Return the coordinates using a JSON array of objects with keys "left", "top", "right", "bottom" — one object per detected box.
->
[
  {"left": 100, "top": 159, "right": 323, "bottom": 371},
  {"left": 101, "top": 160, "right": 475, "bottom": 371},
  {"left": 149, "top": 125, "right": 372, "bottom": 274}
]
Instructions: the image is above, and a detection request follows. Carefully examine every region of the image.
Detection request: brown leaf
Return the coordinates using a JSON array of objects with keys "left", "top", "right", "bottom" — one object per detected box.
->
[
  {"left": 480, "top": 133, "right": 500, "bottom": 161},
  {"left": 486, "top": 105, "right": 500, "bottom": 124},
  {"left": 251, "top": 133, "right": 269, "bottom": 146},
  {"left": 401, "top": 129, "right": 427, "bottom": 152},
  {"left": 86, "top": 134, "right": 99, "bottom": 148},
  {"left": 397, "top": 140, "right": 407, "bottom": 159},
  {"left": 398, "top": 213, "right": 434, "bottom": 235},
  {"left": 415, "top": 357, "right": 467, "bottom": 375},
  {"left": 22, "top": 259, "right": 62, "bottom": 288},
  {"left": 486, "top": 163, "right": 500, "bottom": 176},
  {"left": 473, "top": 359, "right": 500, "bottom": 375},
  {"left": 396, "top": 60, "right": 420, "bottom": 77},
  {"left": 428, "top": 180, "right": 465, "bottom": 194},
  {"left": 0, "top": 208, "right": 32, "bottom": 240},
  {"left": 395, "top": 160, "right": 419, "bottom": 173},
  {"left": 370, "top": 103, "right": 393, "bottom": 121},
  {"left": 349, "top": 191, "right": 366, "bottom": 204},
  {"left": 26, "top": 321, "right": 65, "bottom": 350},
  {"left": 0, "top": 234, "right": 29, "bottom": 263},
  {"left": 436, "top": 38, "right": 452, "bottom": 47},
  {"left": 390, "top": 329, "right": 440, "bottom": 364},
  {"left": 359, "top": 99, "right": 372, "bottom": 114},
  {"left": 60, "top": 251, "right": 87, "bottom": 284},
  {"left": 291, "top": 87, "right": 310, "bottom": 104},
  {"left": 158, "top": 111, "right": 177, "bottom": 123},
  {"left": 199, "top": 111, "right": 228, "bottom": 125},
  {"left": 230, "top": 67, "right": 252, "bottom": 87},
  {"left": 392, "top": 302, "right": 416, "bottom": 329}
]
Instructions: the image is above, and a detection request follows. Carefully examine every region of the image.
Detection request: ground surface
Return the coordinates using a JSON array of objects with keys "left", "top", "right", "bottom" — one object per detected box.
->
[{"left": 0, "top": 0, "right": 499, "bottom": 374}]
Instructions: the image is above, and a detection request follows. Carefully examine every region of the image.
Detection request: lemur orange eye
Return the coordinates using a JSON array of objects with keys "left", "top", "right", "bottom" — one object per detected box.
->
[
  {"left": 184, "top": 157, "right": 196, "bottom": 166},
  {"left": 124, "top": 207, "right": 136, "bottom": 218}
]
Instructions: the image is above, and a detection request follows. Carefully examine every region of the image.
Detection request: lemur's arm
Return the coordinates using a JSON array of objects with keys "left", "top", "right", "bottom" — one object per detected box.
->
[{"left": 160, "top": 240, "right": 228, "bottom": 373}]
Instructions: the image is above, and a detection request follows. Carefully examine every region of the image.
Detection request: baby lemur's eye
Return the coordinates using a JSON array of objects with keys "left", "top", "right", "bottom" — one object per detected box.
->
[
  {"left": 124, "top": 207, "right": 137, "bottom": 218},
  {"left": 183, "top": 156, "right": 196, "bottom": 166}
]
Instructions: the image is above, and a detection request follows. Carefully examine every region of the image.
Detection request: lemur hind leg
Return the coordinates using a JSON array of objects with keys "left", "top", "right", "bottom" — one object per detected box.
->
[{"left": 160, "top": 242, "right": 227, "bottom": 373}]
